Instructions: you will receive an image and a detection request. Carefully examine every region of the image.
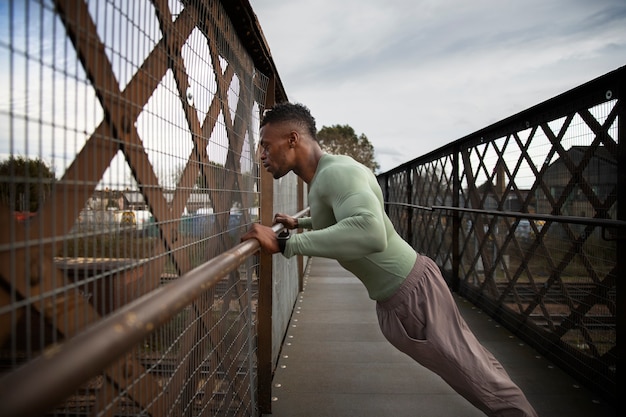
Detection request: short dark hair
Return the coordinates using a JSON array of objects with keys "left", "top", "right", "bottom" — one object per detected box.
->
[{"left": 261, "top": 102, "right": 317, "bottom": 139}]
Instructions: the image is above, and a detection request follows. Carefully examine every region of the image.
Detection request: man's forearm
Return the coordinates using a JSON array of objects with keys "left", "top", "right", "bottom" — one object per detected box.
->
[{"left": 284, "top": 214, "right": 386, "bottom": 260}]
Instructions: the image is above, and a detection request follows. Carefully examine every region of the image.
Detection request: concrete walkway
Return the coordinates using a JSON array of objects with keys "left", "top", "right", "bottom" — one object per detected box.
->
[{"left": 264, "top": 257, "right": 615, "bottom": 417}]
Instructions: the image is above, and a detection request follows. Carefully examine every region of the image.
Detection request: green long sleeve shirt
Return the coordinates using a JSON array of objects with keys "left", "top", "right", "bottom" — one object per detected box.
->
[{"left": 283, "top": 154, "right": 417, "bottom": 301}]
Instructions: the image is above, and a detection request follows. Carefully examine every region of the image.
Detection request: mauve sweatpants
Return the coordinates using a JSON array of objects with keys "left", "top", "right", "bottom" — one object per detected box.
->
[{"left": 376, "top": 254, "right": 538, "bottom": 417}]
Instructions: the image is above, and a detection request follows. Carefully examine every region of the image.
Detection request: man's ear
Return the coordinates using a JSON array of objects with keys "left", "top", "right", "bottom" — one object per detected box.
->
[{"left": 288, "top": 130, "right": 299, "bottom": 148}]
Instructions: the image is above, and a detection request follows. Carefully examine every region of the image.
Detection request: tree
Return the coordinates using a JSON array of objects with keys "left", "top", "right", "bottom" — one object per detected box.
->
[
  {"left": 0, "top": 156, "right": 55, "bottom": 212},
  {"left": 317, "top": 124, "right": 380, "bottom": 172}
]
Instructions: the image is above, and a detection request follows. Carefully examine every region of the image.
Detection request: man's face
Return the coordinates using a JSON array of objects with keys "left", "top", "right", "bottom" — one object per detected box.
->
[{"left": 259, "top": 122, "right": 294, "bottom": 179}]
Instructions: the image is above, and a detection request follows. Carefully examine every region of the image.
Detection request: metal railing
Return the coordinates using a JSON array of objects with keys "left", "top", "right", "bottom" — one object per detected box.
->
[
  {"left": 377, "top": 65, "right": 624, "bottom": 404},
  {"left": 0, "top": 1, "right": 301, "bottom": 416},
  {"left": 1, "top": 0, "right": 622, "bottom": 413},
  {"left": 0, "top": 210, "right": 309, "bottom": 417}
]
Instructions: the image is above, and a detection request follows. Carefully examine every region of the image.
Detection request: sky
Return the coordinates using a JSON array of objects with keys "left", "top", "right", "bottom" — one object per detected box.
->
[{"left": 249, "top": 0, "right": 626, "bottom": 172}]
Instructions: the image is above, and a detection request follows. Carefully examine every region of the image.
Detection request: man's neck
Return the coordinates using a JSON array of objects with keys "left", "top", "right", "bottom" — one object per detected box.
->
[{"left": 294, "top": 149, "right": 324, "bottom": 184}]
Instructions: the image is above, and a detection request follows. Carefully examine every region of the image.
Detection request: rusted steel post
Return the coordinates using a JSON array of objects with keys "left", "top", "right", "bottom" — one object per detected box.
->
[
  {"left": 406, "top": 166, "right": 413, "bottom": 245},
  {"left": 257, "top": 171, "right": 274, "bottom": 415},
  {"left": 616, "top": 78, "right": 625, "bottom": 402},
  {"left": 297, "top": 177, "right": 306, "bottom": 291},
  {"left": 257, "top": 75, "right": 276, "bottom": 415},
  {"left": 451, "top": 146, "right": 461, "bottom": 292}
]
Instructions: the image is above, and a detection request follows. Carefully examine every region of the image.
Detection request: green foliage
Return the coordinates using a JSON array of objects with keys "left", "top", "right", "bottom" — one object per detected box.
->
[
  {"left": 0, "top": 156, "right": 55, "bottom": 212},
  {"left": 317, "top": 124, "right": 380, "bottom": 173}
]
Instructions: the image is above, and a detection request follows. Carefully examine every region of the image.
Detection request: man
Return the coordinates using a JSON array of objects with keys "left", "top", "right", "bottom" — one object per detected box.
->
[{"left": 241, "top": 102, "right": 538, "bottom": 417}]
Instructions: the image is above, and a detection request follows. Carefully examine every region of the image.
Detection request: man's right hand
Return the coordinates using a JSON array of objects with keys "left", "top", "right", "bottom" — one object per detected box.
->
[{"left": 241, "top": 223, "right": 281, "bottom": 254}]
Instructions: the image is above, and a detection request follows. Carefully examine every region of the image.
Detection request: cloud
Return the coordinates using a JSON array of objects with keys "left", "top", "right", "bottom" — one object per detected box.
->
[{"left": 258, "top": 1, "right": 626, "bottom": 172}]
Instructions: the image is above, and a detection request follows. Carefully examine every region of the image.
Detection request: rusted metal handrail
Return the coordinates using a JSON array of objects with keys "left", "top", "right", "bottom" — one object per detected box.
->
[
  {"left": 386, "top": 201, "right": 626, "bottom": 229},
  {"left": 0, "top": 209, "right": 309, "bottom": 417},
  {"left": 385, "top": 201, "right": 434, "bottom": 211},
  {"left": 431, "top": 205, "right": 626, "bottom": 229}
]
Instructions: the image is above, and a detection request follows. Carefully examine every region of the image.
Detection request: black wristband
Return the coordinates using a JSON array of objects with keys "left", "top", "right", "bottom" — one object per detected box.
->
[{"left": 277, "top": 229, "right": 290, "bottom": 254}]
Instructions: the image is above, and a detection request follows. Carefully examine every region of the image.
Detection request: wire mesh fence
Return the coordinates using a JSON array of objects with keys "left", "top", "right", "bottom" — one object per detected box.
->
[
  {"left": 0, "top": 0, "right": 299, "bottom": 416},
  {"left": 270, "top": 172, "right": 303, "bottom": 364},
  {"left": 378, "top": 66, "right": 623, "bottom": 403}
]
